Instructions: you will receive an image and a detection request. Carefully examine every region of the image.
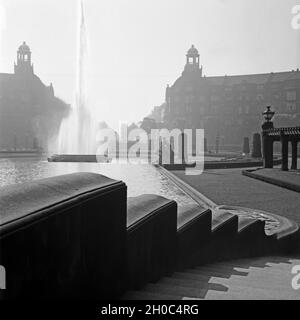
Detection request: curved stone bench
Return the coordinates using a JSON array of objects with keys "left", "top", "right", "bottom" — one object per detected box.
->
[{"left": 0, "top": 172, "right": 127, "bottom": 299}]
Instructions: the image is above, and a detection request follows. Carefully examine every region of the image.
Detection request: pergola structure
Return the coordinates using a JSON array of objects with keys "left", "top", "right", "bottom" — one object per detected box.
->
[{"left": 262, "top": 107, "right": 300, "bottom": 171}]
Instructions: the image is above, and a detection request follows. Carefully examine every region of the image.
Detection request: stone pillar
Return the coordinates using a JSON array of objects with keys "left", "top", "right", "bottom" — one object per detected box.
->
[
  {"left": 180, "top": 133, "right": 187, "bottom": 164},
  {"left": 192, "top": 128, "right": 196, "bottom": 156},
  {"left": 281, "top": 135, "right": 289, "bottom": 171},
  {"left": 291, "top": 140, "right": 298, "bottom": 170},
  {"left": 158, "top": 139, "right": 162, "bottom": 165},
  {"left": 170, "top": 138, "right": 175, "bottom": 165},
  {"left": 243, "top": 137, "right": 250, "bottom": 155},
  {"left": 263, "top": 135, "right": 273, "bottom": 168},
  {"left": 252, "top": 133, "right": 262, "bottom": 158},
  {"left": 148, "top": 136, "right": 151, "bottom": 164}
]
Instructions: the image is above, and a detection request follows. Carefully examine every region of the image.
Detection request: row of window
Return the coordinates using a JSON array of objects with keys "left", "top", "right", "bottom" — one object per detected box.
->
[
  {"left": 175, "top": 84, "right": 298, "bottom": 93},
  {"left": 171, "top": 102, "right": 298, "bottom": 115},
  {"left": 171, "top": 91, "right": 297, "bottom": 103}
]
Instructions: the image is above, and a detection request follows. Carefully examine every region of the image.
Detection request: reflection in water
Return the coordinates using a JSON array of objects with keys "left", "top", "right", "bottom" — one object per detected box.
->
[{"left": 0, "top": 158, "right": 203, "bottom": 213}]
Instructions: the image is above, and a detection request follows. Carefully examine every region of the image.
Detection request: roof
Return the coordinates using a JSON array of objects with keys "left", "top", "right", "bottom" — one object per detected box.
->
[
  {"left": 173, "top": 70, "right": 300, "bottom": 88},
  {"left": 187, "top": 45, "right": 199, "bottom": 56},
  {"left": 18, "top": 41, "right": 31, "bottom": 52},
  {"left": 0, "top": 72, "right": 69, "bottom": 111},
  {"left": 0, "top": 73, "right": 15, "bottom": 81},
  {"left": 0, "top": 72, "right": 42, "bottom": 88},
  {"left": 207, "top": 70, "right": 300, "bottom": 86}
]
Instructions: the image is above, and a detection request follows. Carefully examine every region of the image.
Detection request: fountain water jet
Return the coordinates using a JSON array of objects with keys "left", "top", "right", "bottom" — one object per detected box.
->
[{"left": 56, "top": 0, "right": 98, "bottom": 156}]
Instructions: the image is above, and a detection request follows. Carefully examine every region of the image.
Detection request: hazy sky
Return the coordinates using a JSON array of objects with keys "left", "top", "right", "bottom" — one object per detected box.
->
[{"left": 0, "top": 0, "right": 299, "bottom": 129}]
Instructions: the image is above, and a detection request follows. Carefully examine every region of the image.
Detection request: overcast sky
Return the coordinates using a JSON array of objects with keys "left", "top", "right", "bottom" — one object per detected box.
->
[{"left": 0, "top": 0, "right": 299, "bottom": 129}]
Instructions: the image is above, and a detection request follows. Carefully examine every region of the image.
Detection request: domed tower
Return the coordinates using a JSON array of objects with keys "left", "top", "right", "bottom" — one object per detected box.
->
[
  {"left": 14, "top": 41, "right": 34, "bottom": 75},
  {"left": 182, "top": 44, "right": 203, "bottom": 76}
]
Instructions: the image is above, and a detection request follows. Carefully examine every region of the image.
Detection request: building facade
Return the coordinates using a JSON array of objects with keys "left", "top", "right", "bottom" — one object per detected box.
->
[
  {"left": 0, "top": 42, "right": 69, "bottom": 151},
  {"left": 161, "top": 45, "right": 300, "bottom": 148}
]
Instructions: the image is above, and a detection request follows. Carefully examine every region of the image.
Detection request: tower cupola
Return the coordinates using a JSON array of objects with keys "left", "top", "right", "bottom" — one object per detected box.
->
[
  {"left": 14, "top": 41, "right": 34, "bottom": 75},
  {"left": 182, "top": 44, "right": 203, "bottom": 76}
]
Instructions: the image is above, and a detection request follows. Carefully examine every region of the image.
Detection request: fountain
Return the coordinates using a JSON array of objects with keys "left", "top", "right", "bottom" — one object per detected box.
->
[{"left": 49, "top": 0, "right": 108, "bottom": 163}]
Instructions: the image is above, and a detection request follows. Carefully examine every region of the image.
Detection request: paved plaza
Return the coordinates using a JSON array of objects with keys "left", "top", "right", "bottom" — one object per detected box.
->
[{"left": 173, "top": 168, "right": 300, "bottom": 226}]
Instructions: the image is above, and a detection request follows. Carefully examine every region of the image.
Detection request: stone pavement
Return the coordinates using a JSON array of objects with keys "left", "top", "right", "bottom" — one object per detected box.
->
[
  {"left": 197, "top": 256, "right": 300, "bottom": 300},
  {"left": 172, "top": 168, "right": 300, "bottom": 225},
  {"left": 244, "top": 168, "right": 300, "bottom": 193},
  {"left": 124, "top": 255, "right": 300, "bottom": 300}
]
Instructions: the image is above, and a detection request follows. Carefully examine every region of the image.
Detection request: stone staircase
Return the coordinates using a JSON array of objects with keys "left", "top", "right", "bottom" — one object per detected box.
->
[
  {"left": 124, "top": 169, "right": 300, "bottom": 299},
  {"left": 158, "top": 165, "right": 299, "bottom": 268},
  {"left": 123, "top": 197, "right": 300, "bottom": 299},
  {"left": 121, "top": 188, "right": 300, "bottom": 299},
  {"left": 123, "top": 256, "right": 300, "bottom": 300},
  {"left": 176, "top": 205, "right": 298, "bottom": 270}
]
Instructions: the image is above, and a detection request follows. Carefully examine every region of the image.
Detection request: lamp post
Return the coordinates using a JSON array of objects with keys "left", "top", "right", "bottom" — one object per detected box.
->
[
  {"left": 262, "top": 106, "right": 275, "bottom": 168},
  {"left": 262, "top": 106, "right": 275, "bottom": 130}
]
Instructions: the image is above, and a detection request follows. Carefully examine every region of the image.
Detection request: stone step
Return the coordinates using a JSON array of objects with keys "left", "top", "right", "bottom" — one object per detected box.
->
[
  {"left": 172, "top": 269, "right": 295, "bottom": 284},
  {"left": 189, "top": 266, "right": 296, "bottom": 281},
  {"left": 184, "top": 267, "right": 248, "bottom": 278},
  {"left": 124, "top": 255, "right": 300, "bottom": 300},
  {"left": 159, "top": 276, "right": 228, "bottom": 292},
  {"left": 210, "top": 257, "right": 298, "bottom": 269},
  {"left": 211, "top": 210, "right": 238, "bottom": 234},
  {"left": 195, "top": 210, "right": 240, "bottom": 263},
  {"left": 137, "top": 277, "right": 299, "bottom": 300},
  {"left": 122, "top": 290, "right": 181, "bottom": 300},
  {"left": 237, "top": 216, "right": 265, "bottom": 234},
  {"left": 143, "top": 283, "right": 208, "bottom": 299},
  {"left": 168, "top": 273, "right": 295, "bottom": 291},
  {"left": 193, "top": 264, "right": 295, "bottom": 275},
  {"left": 207, "top": 276, "right": 298, "bottom": 292},
  {"left": 177, "top": 208, "right": 212, "bottom": 267},
  {"left": 203, "top": 285, "right": 300, "bottom": 300},
  {"left": 222, "top": 256, "right": 300, "bottom": 264},
  {"left": 184, "top": 290, "right": 294, "bottom": 300},
  {"left": 172, "top": 271, "right": 213, "bottom": 282},
  {"left": 177, "top": 206, "right": 211, "bottom": 231},
  {"left": 202, "top": 261, "right": 300, "bottom": 272}
]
